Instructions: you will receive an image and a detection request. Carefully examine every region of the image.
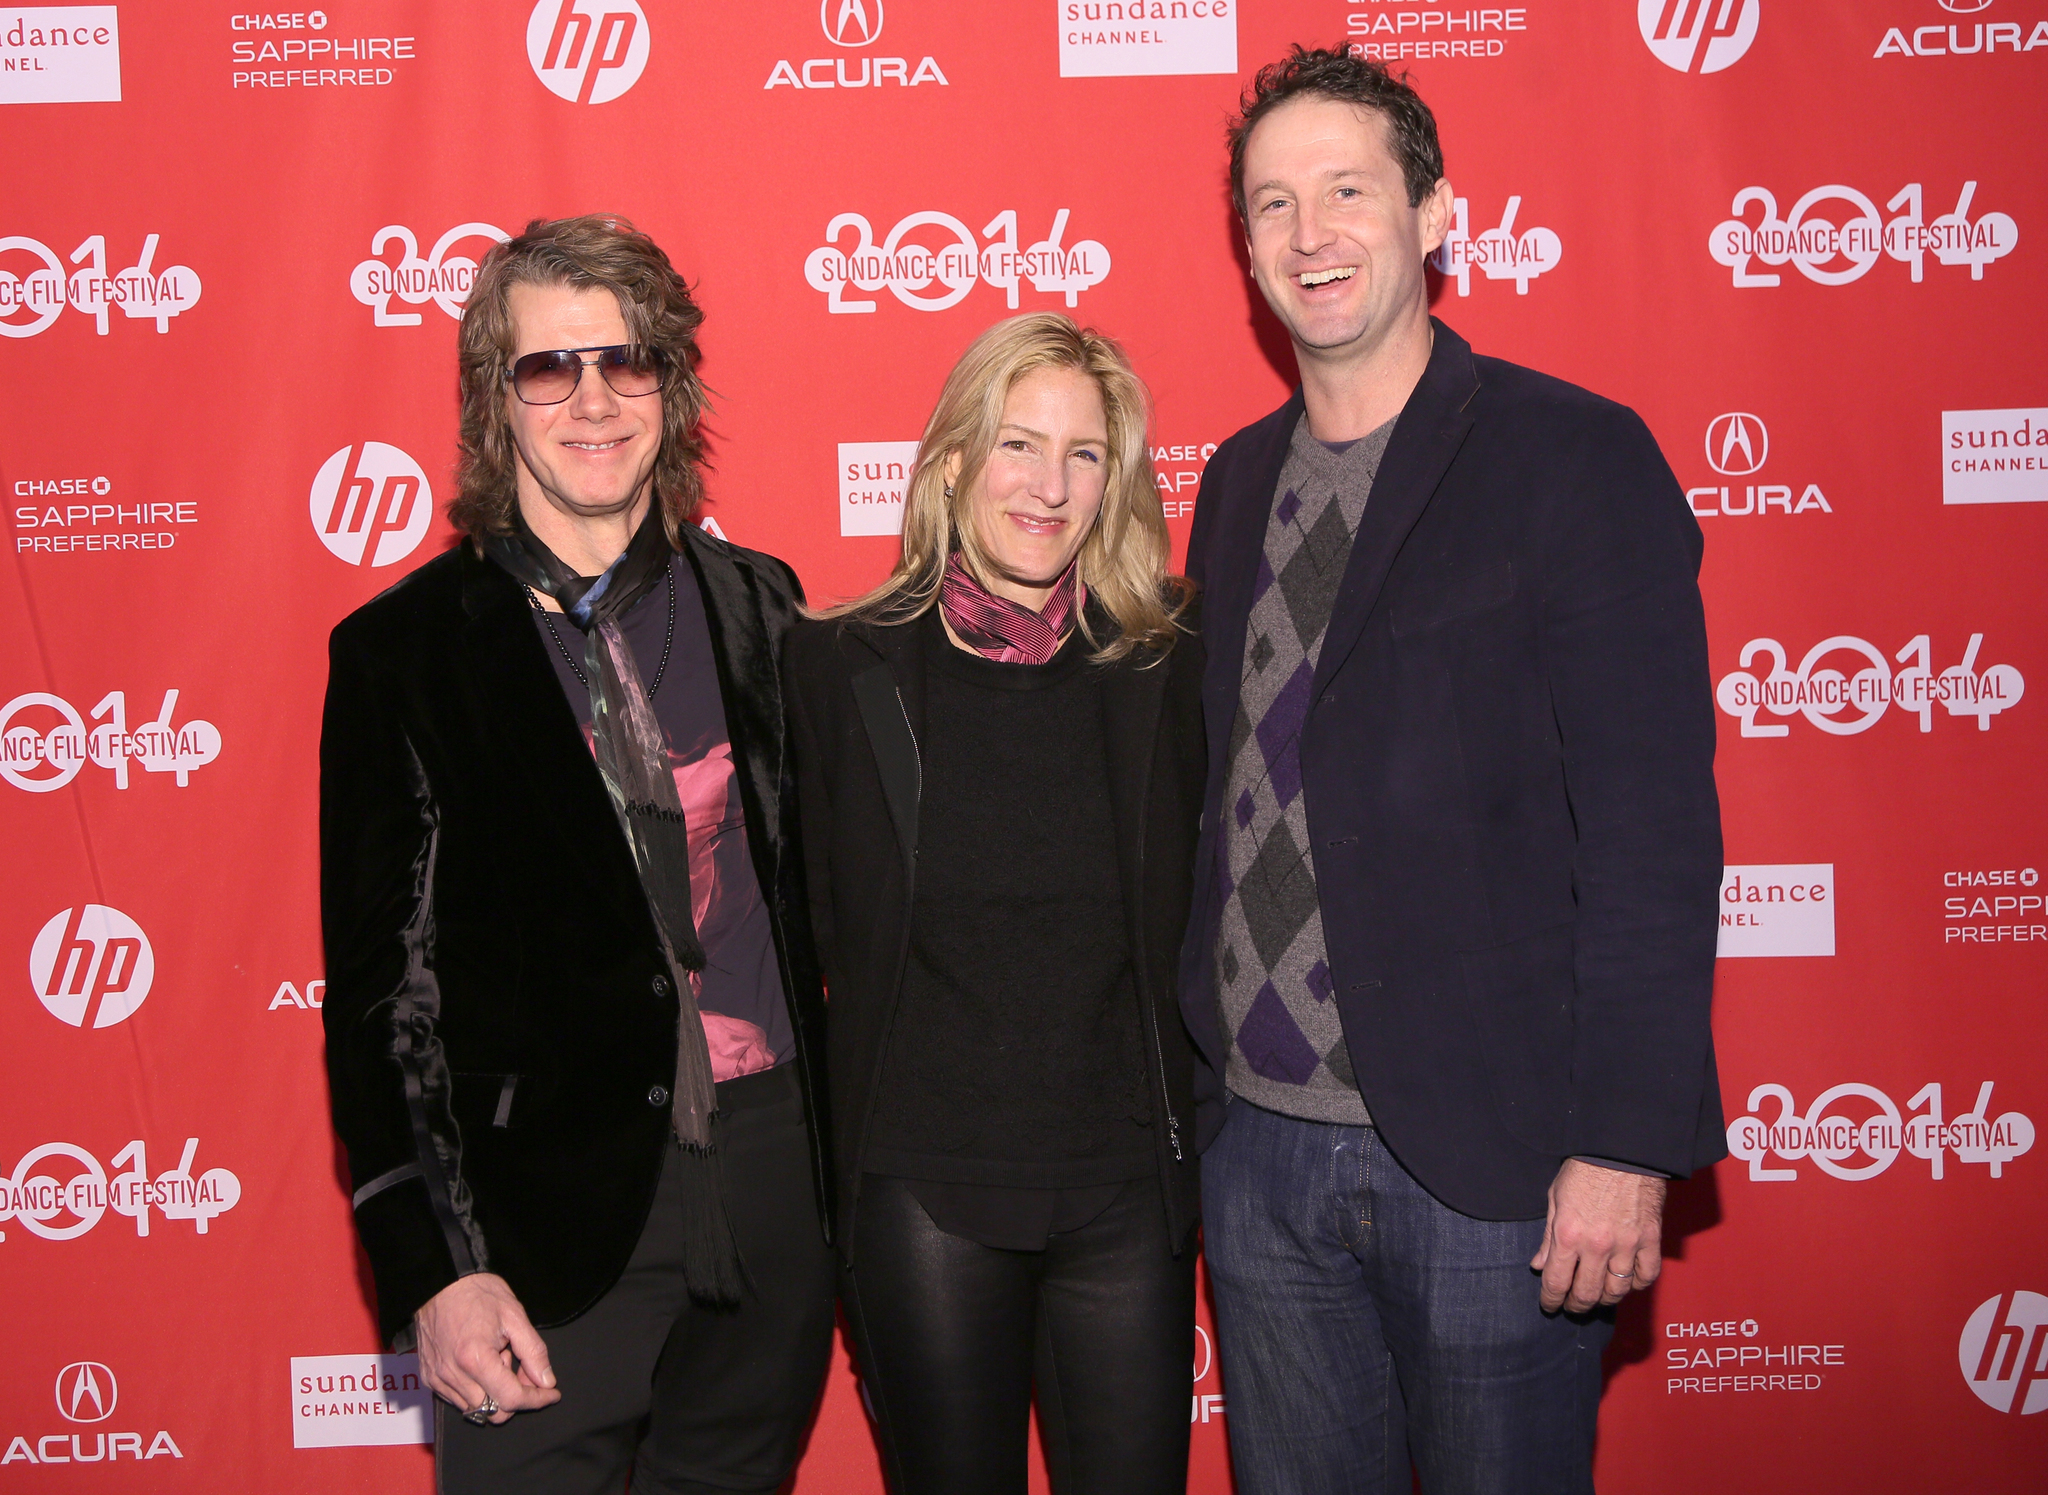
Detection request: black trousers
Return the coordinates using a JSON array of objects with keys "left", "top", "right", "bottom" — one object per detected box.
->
[
  {"left": 436, "top": 1065, "right": 836, "bottom": 1495},
  {"left": 842, "top": 1172, "right": 1195, "bottom": 1495}
]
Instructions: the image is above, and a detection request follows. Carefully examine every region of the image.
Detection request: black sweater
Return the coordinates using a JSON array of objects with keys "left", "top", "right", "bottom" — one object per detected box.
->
[
  {"left": 784, "top": 598, "right": 1210, "bottom": 1258},
  {"left": 864, "top": 614, "right": 1154, "bottom": 1188}
]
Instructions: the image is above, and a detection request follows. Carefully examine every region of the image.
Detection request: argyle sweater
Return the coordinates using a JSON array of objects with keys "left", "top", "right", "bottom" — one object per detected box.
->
[{"left": 1214, "top": 413, "right": 1393, "bottom": 1123}]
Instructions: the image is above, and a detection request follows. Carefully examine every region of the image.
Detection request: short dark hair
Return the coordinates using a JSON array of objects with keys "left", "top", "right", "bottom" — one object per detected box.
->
[
  {"left": 452, "top": 215, "right": 708, "bottom": 547},
  {"left": 1228, "top": 45, "right": 1445, "bottom": 219}
]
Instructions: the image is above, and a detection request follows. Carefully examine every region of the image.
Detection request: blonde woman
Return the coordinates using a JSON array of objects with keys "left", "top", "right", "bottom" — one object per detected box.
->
[{"left": 785, "top": 313, "right": 1209, "bottom": 1493}]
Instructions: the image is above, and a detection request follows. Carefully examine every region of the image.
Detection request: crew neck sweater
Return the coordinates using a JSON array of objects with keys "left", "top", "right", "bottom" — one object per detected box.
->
[{"left": 864, "top": 611, "right": 1154, "bottom": 1198}]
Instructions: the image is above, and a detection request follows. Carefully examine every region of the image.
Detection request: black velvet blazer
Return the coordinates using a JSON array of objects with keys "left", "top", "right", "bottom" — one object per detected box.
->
[
  {"left": 784, "top": 604, "right": 1211, "bottom": 1258},
  {"left": 1180, "top": 320, "right": 1726, "bottom": 1221},
  {"left": 319, "top": 527, "right": 829, "bottom": 1347}
]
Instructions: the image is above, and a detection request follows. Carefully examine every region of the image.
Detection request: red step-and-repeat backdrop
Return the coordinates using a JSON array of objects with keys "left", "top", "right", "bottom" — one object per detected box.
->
[{"left": 3, "top": 1, "right": 2044, "bottom": 1488}]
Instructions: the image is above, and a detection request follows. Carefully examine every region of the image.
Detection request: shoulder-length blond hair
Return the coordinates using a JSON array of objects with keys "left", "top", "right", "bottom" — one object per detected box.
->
[
  {"left": 818, "top": 312, "right": 1189, "bottom": 662},
  {"left": 450, "top": 215, "right": 708, "bottom": 547}
]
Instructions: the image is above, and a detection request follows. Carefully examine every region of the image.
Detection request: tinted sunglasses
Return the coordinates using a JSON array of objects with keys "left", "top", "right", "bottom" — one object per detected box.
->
[{"left": 506, "top": 343, "right": 666, "bottom": 405}]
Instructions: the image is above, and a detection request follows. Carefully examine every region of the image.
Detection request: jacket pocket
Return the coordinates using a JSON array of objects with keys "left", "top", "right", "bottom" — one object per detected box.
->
[
  {"left": 1455, "top": 923, "right": 1573, "bottom": 1153},
  {"left": 1391, "top": 560, "right": 1516, "bottom": 638}
]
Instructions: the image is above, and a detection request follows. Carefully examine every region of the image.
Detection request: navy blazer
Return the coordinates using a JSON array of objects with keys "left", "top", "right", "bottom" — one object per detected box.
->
[{"left": 1179, "top": 320, "right": 1726, "bottom": 1220}]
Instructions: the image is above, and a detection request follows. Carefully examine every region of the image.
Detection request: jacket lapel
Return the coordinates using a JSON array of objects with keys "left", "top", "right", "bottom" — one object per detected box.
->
[
  {"left": 458, "top": 545, "right": 643, "bottom": 895},
  {"left": 1311, "top": 319, "right": 1481, "bottom": 695},
  {"left": 844, "top": 618, "right": 926, "bottom": 871},
  {"left": 679, "top": 524, "right": 788, "bottom": 886},
  {"left": 1099, "top": 644, "right": 1168, "bottom": 939}
]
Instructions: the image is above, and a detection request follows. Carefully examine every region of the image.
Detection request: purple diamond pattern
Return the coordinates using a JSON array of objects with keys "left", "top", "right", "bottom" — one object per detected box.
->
[
  {"left": 1236, "top": 982, "right": 1323, "bottom": 1086},
  {"left": 1211, "top": 413, "right": 1395, "bottom": 1125},
  {"left": 1306, "top": 960, "right": 1333, "bottom": 1003},
  {"left": 1253, "top": 660, "right": 1314, "bottom": 809}
]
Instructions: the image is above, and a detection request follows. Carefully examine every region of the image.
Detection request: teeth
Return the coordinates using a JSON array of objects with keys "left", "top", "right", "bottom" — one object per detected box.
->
[{"left": 1299, "top": 267, "right": 1356, "bottom": 287}]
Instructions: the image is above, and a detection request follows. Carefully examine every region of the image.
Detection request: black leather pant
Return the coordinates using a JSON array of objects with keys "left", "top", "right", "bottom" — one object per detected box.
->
[{"left": 842, "top": 1173, "right": 1195, "bottom": 1495}]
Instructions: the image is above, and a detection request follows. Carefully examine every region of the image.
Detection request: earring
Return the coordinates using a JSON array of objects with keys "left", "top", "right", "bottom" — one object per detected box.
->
[{"left": 944, "top": 485, "right": 954, "bottom": 497}]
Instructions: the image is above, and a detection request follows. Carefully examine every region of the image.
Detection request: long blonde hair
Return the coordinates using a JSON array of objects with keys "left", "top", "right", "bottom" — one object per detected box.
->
[{"left": 817, "top": 312, "right": 1189, "bottom": 662}]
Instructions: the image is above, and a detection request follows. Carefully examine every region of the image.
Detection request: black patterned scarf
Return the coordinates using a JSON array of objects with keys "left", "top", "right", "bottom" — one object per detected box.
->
[{"left": 483, "top": 505, "right": 742, "bottom": 1304}]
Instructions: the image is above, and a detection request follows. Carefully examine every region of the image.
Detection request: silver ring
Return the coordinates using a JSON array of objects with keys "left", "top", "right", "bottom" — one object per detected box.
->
[
  {"left": 464, "top": 1393, "right": 499, "bottom": 1425},
  {"left": 1607, "top": 1267, "right": 1634, "bottom": 1279}
]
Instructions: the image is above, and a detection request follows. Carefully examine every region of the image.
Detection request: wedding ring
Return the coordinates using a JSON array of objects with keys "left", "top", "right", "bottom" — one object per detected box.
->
[{"left": 1607, "top": 1267, "right": 1634, "bottom": 1279}]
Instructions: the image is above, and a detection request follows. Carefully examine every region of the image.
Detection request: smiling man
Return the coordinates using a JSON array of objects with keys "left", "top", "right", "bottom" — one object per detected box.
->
[
  {"left": 1179, "top": 49, "right": 1727, "bottom": 1493},
  {"left": 319, "top": 216, "right": 834, "bottom": 1494}
]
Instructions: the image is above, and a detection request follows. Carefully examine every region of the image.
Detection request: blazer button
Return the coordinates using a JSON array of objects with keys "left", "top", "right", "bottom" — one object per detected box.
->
[
  {"left": 651, "top": 974, "right": 670, "bottom": 997},
  {"left": 647, "top": 1085, "right": 670, "bottom": 1107}
]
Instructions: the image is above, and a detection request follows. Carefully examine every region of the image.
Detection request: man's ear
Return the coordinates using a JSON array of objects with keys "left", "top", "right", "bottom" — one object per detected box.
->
[{"left": 1418, "top": 177, "right": 1456, "bottom": 257}]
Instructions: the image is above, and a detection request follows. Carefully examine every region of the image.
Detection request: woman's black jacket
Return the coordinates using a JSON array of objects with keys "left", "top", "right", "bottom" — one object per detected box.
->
[
  {"left": 783, "top": 603, "right": 1211, "bottom": 1256},
  {"left": 319, "top": 531, "right": 830, "bottom": 1347}
]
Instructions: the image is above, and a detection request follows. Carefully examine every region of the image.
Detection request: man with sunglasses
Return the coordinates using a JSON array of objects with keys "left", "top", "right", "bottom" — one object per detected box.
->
[{"left": 320, "top": 215, "right": 833, "bottom": 1494}]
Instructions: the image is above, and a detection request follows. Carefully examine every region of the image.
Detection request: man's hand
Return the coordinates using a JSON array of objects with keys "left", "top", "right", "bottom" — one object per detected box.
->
[
  {"left": 414, "top": 1273, "right": 561, "bottom": 1425},
  {"left": 1530, "top": 1159, "right": 1665, "bottom": 1314}
]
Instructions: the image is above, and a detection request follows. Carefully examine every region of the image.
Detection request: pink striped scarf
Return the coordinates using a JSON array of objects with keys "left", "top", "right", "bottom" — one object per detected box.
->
[{"left": 938, "top": 551, "right": 1083, "bottom": 665}]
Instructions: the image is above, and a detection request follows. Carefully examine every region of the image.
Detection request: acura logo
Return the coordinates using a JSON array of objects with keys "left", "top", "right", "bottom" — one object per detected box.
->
[
  {"left": 1937, "top": 0, "right": 1994, "bottom": 14},
  {"left": 822, "top": 0, "right": 882, "bottom": 46},
  {"left": 57, "top": 1362, "right": 117, "bottom": 1423},
  {"left": 1706, "top": 412, "right": 1769, "bottom": 476}
]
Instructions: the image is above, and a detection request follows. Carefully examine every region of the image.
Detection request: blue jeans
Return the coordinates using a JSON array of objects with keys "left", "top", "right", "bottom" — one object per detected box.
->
[{"left": 1203, "top": 1098, "right": 1610, "bottom": 1495}]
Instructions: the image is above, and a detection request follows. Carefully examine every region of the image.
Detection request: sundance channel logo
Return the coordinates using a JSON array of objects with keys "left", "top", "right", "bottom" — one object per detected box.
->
[
  {"left": 290, "top": 1354, "right": 431, "bottom": 1447},
  {"left": 0, "top": 6, "right": 120, "bottom": 102},
  {"left": 1715, "top": 864, "right": 1831, "bottom": 957},
  {"left": 1943, "top": 407, "right": 2048, "bottom": 505},
  {"left": 839, "top": 441, "right": 917, "bottom": 537},
  {"left": 1058, "top": 0, "right": 1237, "bottom": 78}
]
